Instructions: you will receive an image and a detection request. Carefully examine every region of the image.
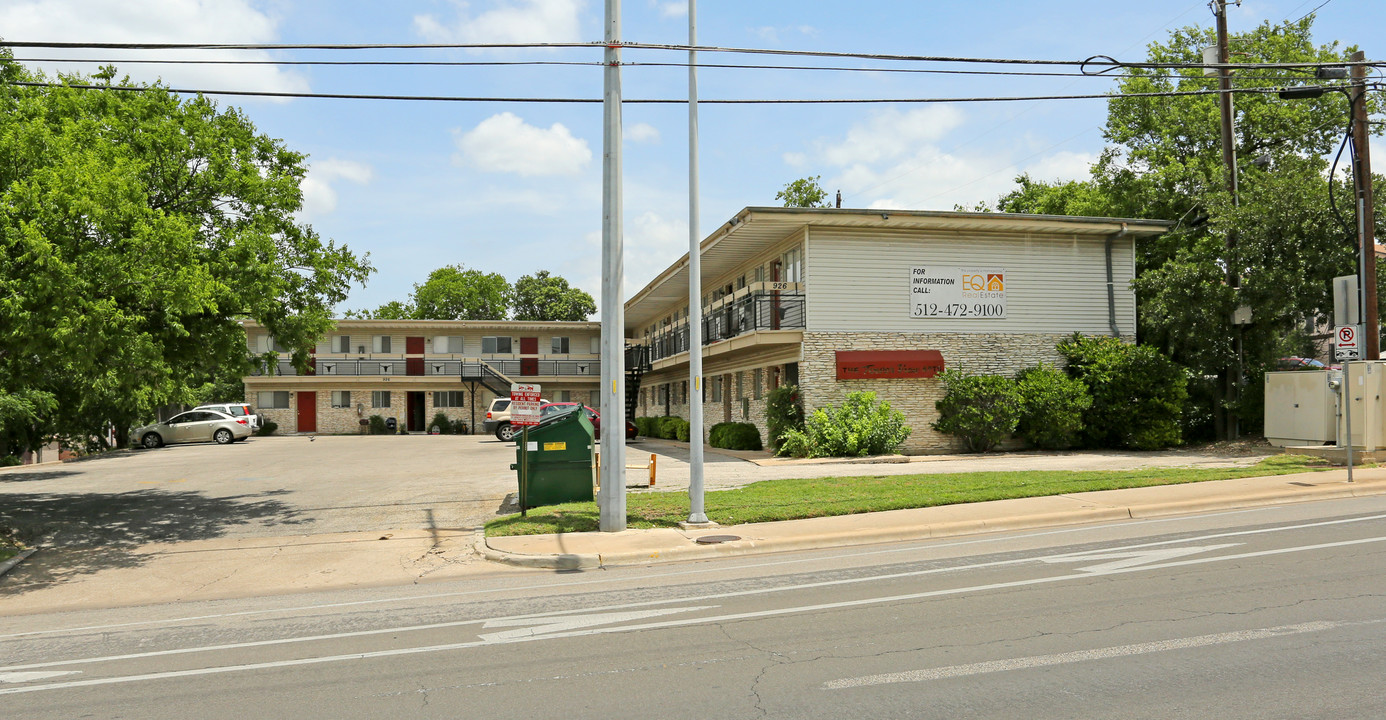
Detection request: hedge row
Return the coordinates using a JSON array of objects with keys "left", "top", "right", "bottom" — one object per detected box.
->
[
  {"left": 710, "top": 422, "right": 762, "bottom": 451},
  {"left": 635, "top": 415, "right": 690, "bottom": 441}
]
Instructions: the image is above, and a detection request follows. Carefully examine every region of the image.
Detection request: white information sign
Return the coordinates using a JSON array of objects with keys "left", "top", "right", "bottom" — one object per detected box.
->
[
  {"left": 510, "top": 383, "right": 543, "bottom": 426},
  {"left": 910, "top": 266, "right": 1007, "bottom": 319},
  {"left": 1335, "top": 325, "right": 1360, "bottom": 360}
]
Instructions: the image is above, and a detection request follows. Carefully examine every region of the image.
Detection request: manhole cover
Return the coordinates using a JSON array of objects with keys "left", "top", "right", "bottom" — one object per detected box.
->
[{"left": 695, "top": 535, "right": 741, "bottom": 545}]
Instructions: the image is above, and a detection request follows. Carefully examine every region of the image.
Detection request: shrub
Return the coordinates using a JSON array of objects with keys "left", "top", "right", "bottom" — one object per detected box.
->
[
  {"left": 430, "top": 412, "right": 453, "bottom": 434},
  {"left": 932, "top": 372, "right": 1022, "bottom": 453},
  {"left": 709, "top": 422, "right": 762, "bottom": 451},
  {"left": 654, "top": 416, "right": 686, "bottom": 440},
  {"left": 0, "top": 455, "right": 21, "bottom": 467},
  {"left": 368, "top": 415, "right": 388, "bottom": 435},
  {"left": 670, "top": 417, "right": 691, "bottom": 442},
  {"left": 1014, "top": 363, "right": 1091, "bottom": 450},
  {"left": 1058, "top": 333, "right": 1189, "bottom": 450},
  {"left": 633, "top": 416, "right": 658, "bottom": 438},
  {"left": 254, "top": 420, "right": 279, "bottom": 437},
  {"left": 765, "top": 385, "right": 806, "bottom": 453},
  {"left": 450, "top": 418, "right": 470, "bottom": 435},
  {"left": 781, "top": 391, "right": 911, "bottom": 458}
]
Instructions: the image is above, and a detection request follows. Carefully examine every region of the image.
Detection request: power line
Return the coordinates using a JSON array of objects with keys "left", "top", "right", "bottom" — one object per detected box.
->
[
  {"left": 8, "top": 79, "right": 1362, "bottom": 105},
  {"left": 2, "top": 39, "right": 1379, "bottom": 73},
  {"left": 11, "top": 54, "right": 1351, "bottom": 83}
]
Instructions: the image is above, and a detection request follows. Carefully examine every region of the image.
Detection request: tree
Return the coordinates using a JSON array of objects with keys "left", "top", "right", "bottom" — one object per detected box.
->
[
  {"left": 983, "top": 17, "right": 1383, "bottom": 439},
  {"left": 411, "top": 265, "right": 511, "bottom": 320},
  {"left": 344, "top": 300, "right": 416, "bottom": 320},
  {"left": 512, "top": 270, "right": 596, "bottom": 321},
  {"left": 776, "top": 175, "right": 830, "bottom": 208},
  {"left": 0, "top": 57, "right": 372, "bottom": 451}
]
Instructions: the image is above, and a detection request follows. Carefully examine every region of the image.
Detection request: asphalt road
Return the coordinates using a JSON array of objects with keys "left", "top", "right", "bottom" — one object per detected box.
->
[{"left": 3, "top": 495, "right": 1383, "bottom": 718}]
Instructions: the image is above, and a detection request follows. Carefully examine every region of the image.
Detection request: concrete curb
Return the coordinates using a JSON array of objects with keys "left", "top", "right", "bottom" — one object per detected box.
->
[
  {"left": 478, "top": 475, "right": 1386, "bottom": 570},
  {"left": 0, "top": 547, "right": 39, "bottom": 578}
]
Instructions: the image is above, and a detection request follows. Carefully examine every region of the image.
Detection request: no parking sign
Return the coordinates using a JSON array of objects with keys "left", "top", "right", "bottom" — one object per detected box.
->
[{"left": 1335, "top": 325, "right": 1360, "bottom": 360}]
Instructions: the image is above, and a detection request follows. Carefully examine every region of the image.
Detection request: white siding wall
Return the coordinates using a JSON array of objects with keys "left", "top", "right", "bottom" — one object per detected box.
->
[{"left": 804, "top": 228, "right": 1136, "bottom": 336}]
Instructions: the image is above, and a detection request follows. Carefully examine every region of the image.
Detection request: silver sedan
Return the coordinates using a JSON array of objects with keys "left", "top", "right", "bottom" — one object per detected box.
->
[{"left": 133, "top": 409, "right": 252, "bottom": 448}]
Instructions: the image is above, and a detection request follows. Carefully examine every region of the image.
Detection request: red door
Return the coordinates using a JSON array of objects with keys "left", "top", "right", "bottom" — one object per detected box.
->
[
  {"left": 297, "top": 391, "right": 317, "bottom": 432},
  {"left": 521, "top": 357, "right": 539, "bottom": 376},
  {"left": 406, "top": 358, "right": 424, "bottom": 376},
  {"left": 519, "top": 337, "right": 539, "bottom": 355},
  {"left": 406, "top": 337, "right": 425, "bottom": 354}
]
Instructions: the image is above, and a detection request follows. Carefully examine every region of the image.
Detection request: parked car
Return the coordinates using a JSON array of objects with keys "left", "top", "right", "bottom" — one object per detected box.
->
[
  {"left": 1276, "top": 356, "right": 1340, "bottom": 371},
  {"left": 194, "top": 402, "right": 259, "bottom": 430},
  {"left": 483, "top": 396, "right": 548, "bottom": 442},
  {"left": 539, "top": 402, "right": 638, "bottom": 441},
  {"left": 133, "top": 410, "right": 252, "bottom": 448}
]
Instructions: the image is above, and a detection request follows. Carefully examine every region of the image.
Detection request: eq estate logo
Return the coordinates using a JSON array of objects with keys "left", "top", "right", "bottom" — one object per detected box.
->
[{"left": 961, "top": 272, "right": 1005, "bottom": 295}]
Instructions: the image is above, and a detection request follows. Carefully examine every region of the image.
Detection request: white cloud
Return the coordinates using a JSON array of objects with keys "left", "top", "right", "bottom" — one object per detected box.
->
[
  {"left": 415, "top": 0, "right": 583, "bottom": 45},
  {"left": 300, "top": 159, "right": 374, "bottom": 218},
  {"left": 454, "top": 112, "right": 593, "bottom": 176},
  {"left": 656, "top": 1, "right": 687, "bottom": 19},
  {"left": 752, "top": 24, "right": 819, "bottom": 43},
  {"left": 623, "top": 211, "right": 688, "bottom": 298},
  {"left": 625, "top": 122, "right": 661, "bottom": 144},
  {"left": 0, "top": 0, "right": 309, "bottom": 96},
  {"left": 800, "top": 108, "right": 1098, "bottom": 211}
]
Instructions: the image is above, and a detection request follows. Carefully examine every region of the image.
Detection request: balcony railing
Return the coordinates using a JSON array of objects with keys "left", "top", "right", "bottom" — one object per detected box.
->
[
  {"left": 248, "top": 358, "right": 598, "bottom": 378},
  {"left": 645, "top": 292, "right": 805, "bottom": 363}
]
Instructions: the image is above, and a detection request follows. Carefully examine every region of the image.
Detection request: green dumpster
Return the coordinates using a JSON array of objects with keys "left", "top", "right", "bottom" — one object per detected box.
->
[{"left": 509, "top": 405, "right": 596, "bottom": 509}]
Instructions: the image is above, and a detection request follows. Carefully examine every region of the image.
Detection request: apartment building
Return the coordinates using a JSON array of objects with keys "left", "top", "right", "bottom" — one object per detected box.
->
[
  {"left": 242, "top": 319, "right": 601, "bottom": 434},
  {"left": 625, "top": 207, "right": 1169, "bottom": 454}
]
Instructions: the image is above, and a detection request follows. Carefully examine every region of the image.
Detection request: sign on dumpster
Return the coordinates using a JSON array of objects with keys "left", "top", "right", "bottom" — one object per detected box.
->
[{"left": 510, "top": 383, "right": 542, "bottom": 426}]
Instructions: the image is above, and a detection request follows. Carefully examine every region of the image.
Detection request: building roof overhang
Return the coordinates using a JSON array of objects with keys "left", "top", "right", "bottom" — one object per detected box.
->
[{"left": 624, "top": 206, "right": 1170, "bottom": 332}]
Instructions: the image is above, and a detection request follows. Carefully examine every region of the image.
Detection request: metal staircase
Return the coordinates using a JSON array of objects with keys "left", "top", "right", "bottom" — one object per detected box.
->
[{"left": 624, "top": 344, "right": 650, "bottom": 417}]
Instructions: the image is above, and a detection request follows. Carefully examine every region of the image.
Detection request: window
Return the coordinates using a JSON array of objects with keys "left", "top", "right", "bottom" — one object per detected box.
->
[
  {"left": 373, "top": 335, "right": 392, "bottom": 353},
  {"left": 711, "top": 376, "right": 723, "bottom": 403},
  {"left": 372, "top": 390, "right": 391, "bottom": 408},
  {"left": 258, "top": 335, "right": 287, "bottom": 353},
  {"left": 334, "top": 335, "right": 350, "bottom": 353},
  {"left": 433, "top": 391, "right": 464, "bottom": 408},
  {"left": 754, "top": 265, "right": 765, "bottom": 283},
  {"left": 433, "top": 336, "right": 463, "bottom": 354},
  {"left": 590, "top": 335, "right": 601, "bottom": 354},
  {"left": 556, "top": 390, "right": 571, "bottom": 402},
  {"left": 482, "top": 336, "right": 512, "bottom": 354},
  {"left": 551, "top": 337, "right": 570, "bottom": 354},
  {"left": 781, "top": 246, "right": 802, "bottom": 283},
  {"left": 257, "top": 391, "right": 289, "bottom": 409},
  {"left": 680, "top": 381, "right": 688, "bottom": 404},
  {"left": 331, "top": 391, "right": 351, "bottom": 408},
  {"left": 736, "top": 371, "right": 744, "bottom": 400},
  {"left": 753, "top": 368, "right": 763, "bottom": 400}
]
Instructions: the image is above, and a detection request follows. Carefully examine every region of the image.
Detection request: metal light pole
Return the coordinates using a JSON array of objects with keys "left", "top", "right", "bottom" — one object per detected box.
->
[
  {"left": 598, "top": 0, "right": 626, "bottom": 532},
  {"left": 686, "top": 0, "right": 708, "bottom": 525}
]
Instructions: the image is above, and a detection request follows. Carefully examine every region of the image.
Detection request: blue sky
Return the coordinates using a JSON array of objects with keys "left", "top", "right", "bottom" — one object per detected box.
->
[{"left": 2, "top": 0, "right": 1378, "bottom": 315}]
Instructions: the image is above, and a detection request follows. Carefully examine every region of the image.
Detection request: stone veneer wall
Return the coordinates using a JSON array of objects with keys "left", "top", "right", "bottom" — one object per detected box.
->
[{"left": 799, "top": 331, "right": 1074, "bottom": 454}]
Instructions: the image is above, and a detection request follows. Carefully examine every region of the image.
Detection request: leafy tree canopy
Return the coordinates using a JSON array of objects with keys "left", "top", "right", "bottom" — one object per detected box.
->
[
  {"left": 776, "top": 175, "right": 830, "bottom": 208},
  {"left": 0, "top": 55, "right": 372, "bottom": 451},
  {"left": 978, "top": 16, "right": 1384, "bottom": 438},
  {"left": 411, "top": 265, "right": 511, "bottom": 320},
  {"left": 513, "top": 270, "right": 597, "bottom": 321}
]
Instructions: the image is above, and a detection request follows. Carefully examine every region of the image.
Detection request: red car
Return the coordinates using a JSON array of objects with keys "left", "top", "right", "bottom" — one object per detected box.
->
[{"left": 539, "top": 403, "right": 639, "bottom": 440}]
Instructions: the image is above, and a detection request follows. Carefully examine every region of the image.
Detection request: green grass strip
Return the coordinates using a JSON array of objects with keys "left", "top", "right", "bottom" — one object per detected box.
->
[{"left": 486, "top": 454, "right": 1334, "bottom": 537}]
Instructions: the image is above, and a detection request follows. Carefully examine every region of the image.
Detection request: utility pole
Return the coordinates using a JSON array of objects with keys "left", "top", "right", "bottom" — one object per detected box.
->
[
  {"left": 598, "top": 0, "right": 626, "bottom": 532},
  {"left": 1350, "top": 49, "right": 1379, "bottom": 360},
  {"left": 686, "top": 0, "right": 708, "bottom": 525},
  {"left": 1214, "top": 0, "right": 1241, "bottom": 439}
]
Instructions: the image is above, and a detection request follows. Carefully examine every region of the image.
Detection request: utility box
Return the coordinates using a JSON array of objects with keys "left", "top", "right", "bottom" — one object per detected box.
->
[
  {"left": 510, "top": 406, "right": 595, "bottom": 508},
  {"left": 1338, "top": 361, "right": 1386, "bottom": 450},
  {"left": 1264, "top": 371, "right": 1338, "bottom": 446}
]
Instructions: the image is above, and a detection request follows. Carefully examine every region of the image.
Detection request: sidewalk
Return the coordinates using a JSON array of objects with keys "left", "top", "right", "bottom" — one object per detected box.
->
[{"left": 480, "top": 466, "right": 1386, "bottom": 570}]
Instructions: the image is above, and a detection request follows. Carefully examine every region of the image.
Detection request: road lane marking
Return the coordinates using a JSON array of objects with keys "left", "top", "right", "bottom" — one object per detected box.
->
[
  {"left": 0, "top": 671, "right": 81, "bottom": 684},
  {"left": 4, "top": 534, "right": 1384, "bottom": 696},
  {"left": 478, "top": 607, "right": 715, "bottom": 642},
  {"left": 1040, "top": 544, "right": 1241, "bottom": 573},
  {"left": 4, "top": 505, "right": 1342, "bottom": 641},
  {"left": 822, "top": 621, "right": 1345, "bottom": 689}
]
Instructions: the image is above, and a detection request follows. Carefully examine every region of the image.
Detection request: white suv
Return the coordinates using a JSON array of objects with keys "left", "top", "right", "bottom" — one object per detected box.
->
[
  {"left": 481, "top": 396, "right": 547, "bottom": 441},
  {"left": 194, "top": 403, "right": 259, "bottom": 430}
]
